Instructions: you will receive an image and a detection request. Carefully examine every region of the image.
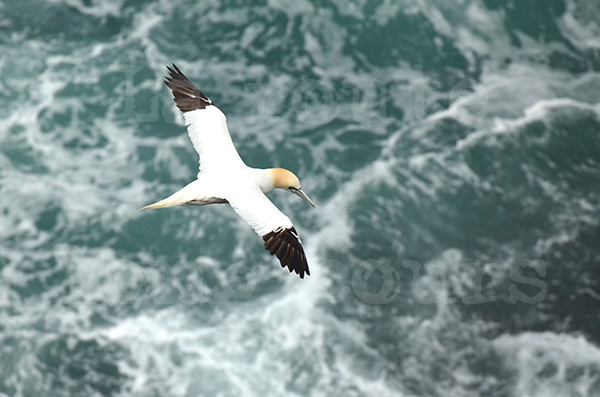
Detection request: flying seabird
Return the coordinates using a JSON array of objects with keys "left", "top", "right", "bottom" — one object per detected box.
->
[{"left": 141, "top": 64, "right": 315, "bottom": 278}]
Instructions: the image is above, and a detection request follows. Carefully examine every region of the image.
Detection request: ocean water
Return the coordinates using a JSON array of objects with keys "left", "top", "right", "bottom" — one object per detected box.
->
[{"left": 1, "top": 0, "right": 600, "bottom": 396}]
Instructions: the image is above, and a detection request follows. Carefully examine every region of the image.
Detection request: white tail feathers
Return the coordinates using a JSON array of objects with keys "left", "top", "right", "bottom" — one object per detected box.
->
[
  {"left": 140, "top": 195, "right": 183, "bottom": 210},
  {"left": 140, "top": 198, "right": 172, "bottom": 210},
  {"left": 140, "top": 180, "right": 223, "bottom": 210},
  {"left": 140, "top": 185, "right": 195, "bottom": 210}
]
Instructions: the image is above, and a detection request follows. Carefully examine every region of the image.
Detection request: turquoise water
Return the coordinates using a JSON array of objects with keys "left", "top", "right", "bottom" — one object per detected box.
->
[{"left": 1, "top": 0, "right": 600, "bottom": 395}]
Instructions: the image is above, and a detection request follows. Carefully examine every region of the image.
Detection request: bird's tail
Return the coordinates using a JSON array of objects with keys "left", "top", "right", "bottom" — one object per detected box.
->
[
  {"left": 140, "top": 197, "right": 176, "bottom": 210},
  {"left": 140, "top": 187, "right": 193, "bottom": 210}
]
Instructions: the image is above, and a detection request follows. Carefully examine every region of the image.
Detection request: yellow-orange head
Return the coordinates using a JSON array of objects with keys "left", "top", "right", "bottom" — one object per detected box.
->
[
  {"left": 269, "top": 168, "right": 315, "bottom": 208},
  {"left": 270, "top": 168, "right": 301, "bottom": 190}
]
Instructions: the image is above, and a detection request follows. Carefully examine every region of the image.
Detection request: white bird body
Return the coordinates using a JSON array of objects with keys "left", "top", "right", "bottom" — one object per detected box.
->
[
  {"left": 145, "top": 168, "right": 294, "bottom": 236},
  {"left": 142, "top": 65, "right": 314, "bottom": 278}
]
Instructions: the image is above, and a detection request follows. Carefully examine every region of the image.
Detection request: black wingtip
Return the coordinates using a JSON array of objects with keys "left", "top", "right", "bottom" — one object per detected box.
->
[
  {"left": 164, "top": 64, "right": 213, "bottom": 112},
  {"left": 262, "top": 227, "right": 310, "bottom": 279},
  {"left": 172, "top": 63, "right": 183, "bottom": 75}
]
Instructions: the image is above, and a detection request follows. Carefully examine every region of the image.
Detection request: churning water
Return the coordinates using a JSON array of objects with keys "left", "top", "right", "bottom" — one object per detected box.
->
[{"left": 1, "top": 0, "right": 600, "bottom": 396}]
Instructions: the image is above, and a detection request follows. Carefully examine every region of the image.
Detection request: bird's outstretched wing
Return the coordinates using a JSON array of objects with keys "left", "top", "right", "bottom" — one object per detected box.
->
[
  {"left": 164, "top": 64, "right": 245, "bottom": 173},
  {"left": 227, "top": 189, "right": 310, "bottom": 278}
]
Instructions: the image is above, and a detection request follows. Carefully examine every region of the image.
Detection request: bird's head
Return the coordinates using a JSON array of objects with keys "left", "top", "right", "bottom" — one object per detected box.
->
[{"left": 271, "top": 168, "right": 315, "bottom": 208}]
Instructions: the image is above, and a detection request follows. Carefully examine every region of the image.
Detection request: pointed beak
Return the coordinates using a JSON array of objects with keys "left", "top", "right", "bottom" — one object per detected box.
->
[{"left": 290, "top": 187, "right": 315, "bottom": 208}]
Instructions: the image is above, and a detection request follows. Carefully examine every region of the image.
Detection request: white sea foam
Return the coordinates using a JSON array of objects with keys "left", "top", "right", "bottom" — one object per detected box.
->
[
  {"left": 2, "top": 0, "right": 600, "bottom": 396},
  {"left": 454, "top": 96, "right": 600, "bottom": 151},
  {"left": 48, "top": 0, "right": 126, "bottom": 18},
  {"left": 560, "top": 0, "right": 600, "bottom": 50},
  {"left": 494, "top": 332, "right": 600, "bottom": 397}
]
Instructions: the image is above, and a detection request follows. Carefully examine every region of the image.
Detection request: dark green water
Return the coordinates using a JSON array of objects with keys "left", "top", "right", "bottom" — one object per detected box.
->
[{"left": 1, "top": 0, "right": 600, "bottom": 396}]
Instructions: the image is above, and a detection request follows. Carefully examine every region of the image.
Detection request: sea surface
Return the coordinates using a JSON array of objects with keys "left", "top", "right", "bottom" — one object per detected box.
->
[{"left": 1, "top": 0, "right": 600, "bottom": 396}]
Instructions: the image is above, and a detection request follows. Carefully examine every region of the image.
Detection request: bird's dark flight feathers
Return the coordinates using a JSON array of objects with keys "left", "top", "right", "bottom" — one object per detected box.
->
[
  {"left": 164, "top": 64, "right": 212, "bottom": 112},
  {"left": 263, "top": 227, "right": 310, "bottom": 279}
]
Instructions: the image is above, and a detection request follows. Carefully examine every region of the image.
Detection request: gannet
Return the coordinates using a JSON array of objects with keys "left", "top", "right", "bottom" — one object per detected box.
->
[{"left": 141, "top": 64, "right": 315, "bottom": 278}]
